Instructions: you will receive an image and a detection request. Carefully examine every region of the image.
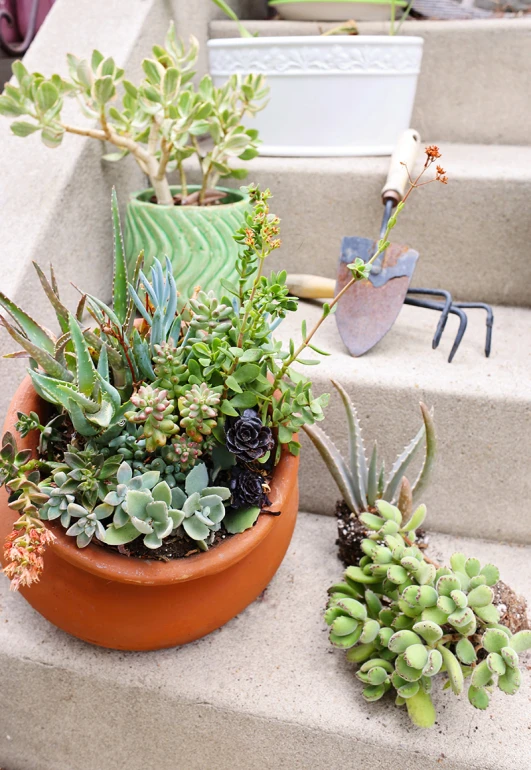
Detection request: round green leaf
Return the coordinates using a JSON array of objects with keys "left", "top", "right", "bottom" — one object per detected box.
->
[
  {"left": 510, "top": 630, "right": 531, "bottom": 653},
  {"left": 501, "top": 646, "right": 519, "bottom": 669},
  {"left": 498, "top": 666, "right": 521, "bottom": 695},
  {"left": 362, "top": 684, "right": 386, "bottom": 702},
  {"left": 395, "top": 654, "right": 423, "bottom": 682},
  {"left": 404, "top": 644, "right": 429, "bottom": 670},
  {"left": 388, "top": 630, "right": 423, "bottom": 653},
  {"left": 422, "top": 648, "right": 443, "bottom": 677},
  {"left": 331, "top": 615, "right": 359, "bottom": 637},
  {"left": 470, "top": 659, "right": 493, "bottom": 688},
  {"left": 468, "top": 685, "right": 490, "bottom": 710},
  {"left": 336, "top": 598, "right": 367, "bottom": 621},
  {"left": 387, "top": 565, "right": 408, "bottom": 585},
  {"left": 480, "top": 563, "right": 500, "bottom": 586},
  {"left": 467, "top": 585, "right": 494, "bottom": 608},
  {"left": 487, "top": 652, "right": 506, "bottom": 676},
  {"left": 483, "top": 628, "right": 509, "bottom": 654},
  {"left": 412, "top": 621, "right": 443, "bottom": 644},
  {"left": 438, "top": 645, "right": 464, "bottom": 694},
  {"left": 456, "top": 637, "right": 477, "bottom": 665},
  {"left": 360, "top": 619, "right": 380, "bottom": 644},
  {"left": 329, "top": 625, "right": 363, "bottom": 649},
  {"left": 223, "top": 506, "right": 260, "bottom": 534}
]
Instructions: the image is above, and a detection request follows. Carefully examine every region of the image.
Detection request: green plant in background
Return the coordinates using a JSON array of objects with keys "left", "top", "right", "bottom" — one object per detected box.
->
[
  {"left": 326, "top": 499, "right": 531, "bottom": 727},
  {"left": 0, "top": 23, "right": 268, "bottom": 204},
  {"left": 303, "top": 380, "right": 436, "bottom": 518}
]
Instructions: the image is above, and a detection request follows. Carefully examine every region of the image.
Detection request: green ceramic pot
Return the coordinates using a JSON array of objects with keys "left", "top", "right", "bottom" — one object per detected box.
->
[{"left": 124, "top": 186, "right": 250, "bottom": 298}]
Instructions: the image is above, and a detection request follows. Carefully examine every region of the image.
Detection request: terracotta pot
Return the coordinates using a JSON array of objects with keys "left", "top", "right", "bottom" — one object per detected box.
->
[{"left": 0, "top": 377, "right": 300, "bottom": 650}]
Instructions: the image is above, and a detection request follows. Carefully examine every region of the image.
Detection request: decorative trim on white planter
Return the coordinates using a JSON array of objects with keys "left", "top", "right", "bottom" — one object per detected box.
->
[{"left": 208, "top": 37, "right": 423, "bottom": 77}]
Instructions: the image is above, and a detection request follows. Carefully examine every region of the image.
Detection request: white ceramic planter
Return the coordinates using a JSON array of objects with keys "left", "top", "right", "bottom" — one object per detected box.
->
[
  {"left": 207, "top": 36, "right": 423, "bottom": 157},
  {"left": 269, "top": 0, "right": 406, "bottom": 21}
]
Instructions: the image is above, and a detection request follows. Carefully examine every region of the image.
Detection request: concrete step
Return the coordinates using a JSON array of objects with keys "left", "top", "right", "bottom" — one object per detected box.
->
[
  {"left": 274, "top": 300, "right": 531, "bottom": 543},
  {"left": 202, "top": 144, "right": 531, "bottom": 308},
  {"left": 1, "top": 512, "right": 529, "bottom": 770},
  {"left": 209, "top": 18, "right": 531, "bottom": 147}
]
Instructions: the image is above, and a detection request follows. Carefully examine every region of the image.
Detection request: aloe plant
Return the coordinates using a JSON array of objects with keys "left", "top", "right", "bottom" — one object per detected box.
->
[{"left": 303, "top": 380, "right": 436, "bottom": 517}]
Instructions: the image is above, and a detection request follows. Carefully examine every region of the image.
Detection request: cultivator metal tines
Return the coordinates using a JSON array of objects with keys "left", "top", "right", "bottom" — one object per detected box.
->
[{"left": 404, "top": 288, "right": 494, "bottom": 363}]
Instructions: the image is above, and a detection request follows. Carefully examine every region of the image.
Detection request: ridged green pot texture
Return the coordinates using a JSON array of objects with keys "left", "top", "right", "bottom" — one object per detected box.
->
[{"left": 124, "top": 186, "right": 250, "bottom": 298}]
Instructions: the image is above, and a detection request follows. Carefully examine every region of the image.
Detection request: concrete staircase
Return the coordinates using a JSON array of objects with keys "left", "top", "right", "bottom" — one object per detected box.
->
[
  {"left": 1, "top": 513, "right": 530, "bottom": 770},
  {"left": 0, "top": 3, "right": 530, "bottom": 769}
]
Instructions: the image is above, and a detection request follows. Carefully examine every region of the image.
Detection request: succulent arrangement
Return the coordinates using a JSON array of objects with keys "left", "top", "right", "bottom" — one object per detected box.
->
[
  {"left": 0, "top": 22, "right": 268, "bottom": 205},
  {"left": 326, "top": 498, "right": 531, "bottom": 727},
  {"left": 0, "top": 185, "right": 337, "bottom": 590}
]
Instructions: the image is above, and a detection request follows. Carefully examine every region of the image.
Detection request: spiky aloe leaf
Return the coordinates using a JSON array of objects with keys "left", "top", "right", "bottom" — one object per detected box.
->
[
  {"left": 29, "top": 370, "right": 99, "bottom": 413},
  {"left": 366, "top": 442, "right": 378, "bottom": 507},
  {"left": 32, "top": 262, "right": 70, "bottom": 334},
  {"left": 0, "top": 290, "right": 55, "bottom": 355},
  {"left": 111, "top": 187, "right": 128, "bottom": 324},
  {"left": 383, "top": 420, "right": 425, "bottom": 504},
  {"left": 68, "top": 314, "right": 96, "bottom": 397},
  {"left": 412, "top": 403, "right": 437, "bottom": 501},
  {"left": 83, "top": 329, "right": 123, "bottom": 369},
  {"left": 1, "top": 315, "right": 72, "bottom": 381},
  {"left": 302, "top": 422, "right": 359, "bottom": 514},
  {"left": 67, "top": 399, "right": 99, "bottom": 437},
  {"left": 125, "top": 250, "right": 144, "bottom": 333},
  {"left": 331, "top": 380, "right": 367, "bottom": 509},
  {"left": 86, "top": 294, "right": 122, "bottom": 329}
]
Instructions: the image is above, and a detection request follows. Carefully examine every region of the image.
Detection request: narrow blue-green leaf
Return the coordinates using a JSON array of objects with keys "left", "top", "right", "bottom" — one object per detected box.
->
[
  {"left": 0, "top": 291, "right": 55, "bottom": 354},
  {"left": 111, "top": 187, "right": 128, "bottom": 324},
  {"left": 68, "top": 313, "right": 96, "bottom": 397},
  {"left": 302, "top": 422, "right": 359, "bottom": 515},
  {"left": 331, "top": 380, "right": 367, "bottom": 509},
  {"left": 412, "top": 403, "right": 437, "bottom": 502}
]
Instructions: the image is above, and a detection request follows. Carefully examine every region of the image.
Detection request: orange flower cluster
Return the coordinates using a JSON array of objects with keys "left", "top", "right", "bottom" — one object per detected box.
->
[{"left": 3, "top": 515, "right": 56, "bottom": 591}]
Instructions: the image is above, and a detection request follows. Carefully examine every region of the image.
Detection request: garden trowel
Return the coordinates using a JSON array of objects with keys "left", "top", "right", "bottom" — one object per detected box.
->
[{"left": 289, "top": 129, "right": 421, "bottom": 357}]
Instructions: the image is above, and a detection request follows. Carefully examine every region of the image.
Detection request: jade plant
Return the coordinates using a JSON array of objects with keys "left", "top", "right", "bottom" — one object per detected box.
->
[
  {"left": 326, "top": 499, "right": 531, "bottom": 727},
  {"left": 0, "top": 22, "right": 268, "bottom": 204}
]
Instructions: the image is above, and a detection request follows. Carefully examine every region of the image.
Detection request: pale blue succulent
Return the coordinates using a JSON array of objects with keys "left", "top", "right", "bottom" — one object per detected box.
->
[
  {"left": 171, "top": 462, "right": 231, "bottom": 550},
  {"left": 103, "top": 461, "right": 159, "bottom": 526},
  {"left": 65, "top": 502, "right": 113, "bottom": 547},
  {"left": 39, "top": 470, "right": 77, "bottom": 527}
]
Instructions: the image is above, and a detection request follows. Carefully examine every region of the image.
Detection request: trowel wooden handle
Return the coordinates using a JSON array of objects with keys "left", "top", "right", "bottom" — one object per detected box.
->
[
  {"left": 382, "top": 129, "right": 421, "bottom": 203},
  {"left": 286, "top": 274, "right": 335, "bottom": 299}
]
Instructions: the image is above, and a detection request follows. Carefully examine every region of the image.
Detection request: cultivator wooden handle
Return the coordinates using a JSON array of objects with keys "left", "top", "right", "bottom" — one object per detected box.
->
[{"left": 285, "top": 274, "right": 335, "bottom": 300}]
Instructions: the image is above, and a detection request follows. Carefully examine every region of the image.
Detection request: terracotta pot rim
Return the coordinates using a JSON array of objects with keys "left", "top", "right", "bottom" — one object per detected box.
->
[
  {"left": 129, "top": 185, "right": 249, "bottom": 210},
  {"left": 3, "top": 377, "right": 297, "bottom": 588}
]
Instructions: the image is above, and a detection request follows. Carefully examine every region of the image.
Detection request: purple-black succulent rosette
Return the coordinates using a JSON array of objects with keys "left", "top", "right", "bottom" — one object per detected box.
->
[
  {"left": 229, "top": 465, "right": 270, "bottom": 509},
  {"left": 225, "top": 409, "right": 274, "bottom": 463}
]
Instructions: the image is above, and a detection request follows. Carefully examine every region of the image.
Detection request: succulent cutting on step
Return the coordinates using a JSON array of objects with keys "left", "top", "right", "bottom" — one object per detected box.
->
[
  {"left": 325, "top": 499, "right": 531, "bottom": 728},
  {"left": 303, "top": 380, "right": 436, "bottom": 516}
]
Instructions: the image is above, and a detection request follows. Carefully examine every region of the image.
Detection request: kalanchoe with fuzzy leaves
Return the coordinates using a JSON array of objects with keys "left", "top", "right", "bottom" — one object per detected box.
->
[
  {"left": 326, "top": 499, "right": 531, "bottom": 728},
  {"left": 225, "top": 409, "right": 274, "bottom": 463},
  {"left": 229, "top": 465, "right": 269, "bottom": 509}
]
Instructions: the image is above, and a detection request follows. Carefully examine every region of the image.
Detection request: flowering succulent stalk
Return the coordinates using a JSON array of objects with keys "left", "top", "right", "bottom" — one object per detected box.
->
[
  {"left": 125, "top": 385, "right": 179, "bottom": 453},
  {"left": 3, "top": 514, "right": 56, "bottom": 590},
  {"left": 325, "top": 499, "right": 531, "bottom": 728}
]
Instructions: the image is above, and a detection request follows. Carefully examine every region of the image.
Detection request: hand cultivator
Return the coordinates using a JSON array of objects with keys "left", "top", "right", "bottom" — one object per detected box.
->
[{"left": 287, "top": 131, "right": 494, "bottom": 363}]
